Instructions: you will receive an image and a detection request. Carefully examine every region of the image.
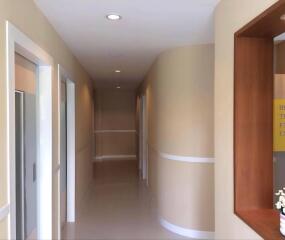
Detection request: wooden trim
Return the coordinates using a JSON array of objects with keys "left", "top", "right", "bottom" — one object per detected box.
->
[
  {"left": 234, "top": 1, "right": 285, "bottom": 239},
  {"left": 234, "top": 36, "right": 274, "bottom": 212},
  {"left": 235, "top": 0, "right": 285, "bottom": 38},
  {"left": 237, "top": 210, "right": 285, "bottom": 240}
]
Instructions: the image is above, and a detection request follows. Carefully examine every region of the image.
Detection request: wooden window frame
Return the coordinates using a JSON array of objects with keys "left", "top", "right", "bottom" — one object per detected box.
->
[{"left": 234, "top": 1, "right": 285, "bottom": 239}]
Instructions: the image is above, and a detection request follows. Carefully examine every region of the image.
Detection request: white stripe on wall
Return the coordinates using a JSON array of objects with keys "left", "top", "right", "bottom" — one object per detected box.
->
[
  {"left": 160, "top": 218, "right": 214, "bottom": 239},
  {"left": 0, "top": 204, "right": 10, "bottom": 221},
  {"left": 159, "top": 152, "right": 214, "bottom": 163},
  {"left": 94, "top": 130, "right": 137, "bottom": 134},
  {"left": 93, "top": 155, "right": 137, "bottom": 162}
]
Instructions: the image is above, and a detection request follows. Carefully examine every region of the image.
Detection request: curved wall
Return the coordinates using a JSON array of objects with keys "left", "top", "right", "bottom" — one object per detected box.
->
[{"left": 139, "top": 44, "right": 214, "bottom": 238}]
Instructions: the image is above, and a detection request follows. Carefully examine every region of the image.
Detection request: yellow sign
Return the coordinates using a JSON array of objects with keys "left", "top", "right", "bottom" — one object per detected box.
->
[{"left": 274, "top": 99, "right": 285, "bottom": 152}]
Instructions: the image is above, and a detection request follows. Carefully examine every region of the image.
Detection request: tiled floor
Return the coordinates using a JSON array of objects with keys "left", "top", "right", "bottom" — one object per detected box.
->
[{"left": 62, "top": 160, "right": 185, "bottom": 240}]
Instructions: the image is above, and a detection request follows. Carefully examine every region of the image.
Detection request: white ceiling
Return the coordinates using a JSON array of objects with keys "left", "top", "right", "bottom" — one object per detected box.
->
[{"left": 35, "top": 0, "right": 220, "bottom": 89}]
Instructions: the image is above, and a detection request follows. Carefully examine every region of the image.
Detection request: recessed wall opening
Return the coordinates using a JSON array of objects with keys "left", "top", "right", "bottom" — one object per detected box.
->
[
  {"left": 57, "top": 65, "right": 76, "bottom": 239},
  {"left": 6, "top": 22, "right": 53, "bottom": 239},
  {"left": 15, "top": 54, "right": 38, "bottom": 240},
  {"left": 234, "top": 1, "right": 285, "bottom": 239}
]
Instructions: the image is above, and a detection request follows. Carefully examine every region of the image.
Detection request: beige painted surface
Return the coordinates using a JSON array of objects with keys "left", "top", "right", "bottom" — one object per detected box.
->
[
  {"left": 158, "top": 156, "right": 214, "bottom": 231},
  {"left": 96, "top": 133, "right": 137, "bottom": 156},
  {"left": 0, "top": 219, "right": 7, "bottom": 240},
  {"left": 275, "top": 74, "right": 285, "bottom": 99},
  {"left": 142, "top": 45, "right": 214, "bottom": 156},
  {"left": 15, "top": 53, "right": 36, "bottom": 94},
  {"left": 214, "top": 0, "right": 278, "bottom": 238},
  {"left": 95, "top": 89, "right": 136, "bottom": 158},
  {"left": 0, "top": 0, "right": 94, "bottom": 238},
  {"left": 139, "top": 45, "right": 214, "bottom": 232}
]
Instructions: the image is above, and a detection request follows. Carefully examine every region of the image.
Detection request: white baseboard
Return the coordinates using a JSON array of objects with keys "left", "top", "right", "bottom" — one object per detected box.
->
[
  {"left": 93, "top": 155, "right": 137, "bottom": 162},
  {"left": 159, "top": 218, "right": 215, "bottom": 239},
  {"left": 159, "top": 152, "right": 215, "bottom": 163}
]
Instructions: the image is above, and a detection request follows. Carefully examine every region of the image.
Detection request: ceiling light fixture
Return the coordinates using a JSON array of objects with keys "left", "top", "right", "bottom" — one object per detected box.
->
[
  {"left": 116, "top": 85, "right": 121, "bottom": 89},
  {"left": 115, "top": 70, "right": 121, "bottom": 73},
  {"left": 281, "top": 14, "right": 285, "bottom": 21},
  {"left": 106, "top": 14, "right": 122, "bottom": 21}
]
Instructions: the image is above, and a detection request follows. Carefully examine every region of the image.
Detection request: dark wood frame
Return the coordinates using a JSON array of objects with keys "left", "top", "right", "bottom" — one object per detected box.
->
[{"left": 234, "top": 1, "right": 285, "bottom": 239}]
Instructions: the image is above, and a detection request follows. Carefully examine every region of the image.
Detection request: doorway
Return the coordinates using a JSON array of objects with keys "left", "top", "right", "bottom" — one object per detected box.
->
[
  {"left": 139, "top": 95, "right": 148, "bottom": 184},
  {"left": 14, "top": 52, "right": 38, "bottom": 240},
  {"left": 6, "top": 22, "right": 53, "bottom": 239},
  {"left": 57, "top": 65, "right": 76, "bottom": 239},
  {"left": 15, "top": 89, "right": 37, "bottom": 240},
  {"left": 15, "top": 52, "right": 38, "bottom": 239}
]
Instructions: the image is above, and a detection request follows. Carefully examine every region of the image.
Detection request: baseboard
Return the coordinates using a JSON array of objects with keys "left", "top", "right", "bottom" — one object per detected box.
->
[
  {"left": 159, "top": 218, "right": 215, "bottom": 239},
  {"left": 93, "top": 155, "right": 137, "bottom": 162},
  {"left": 159, "top": 152, "right": 215, "bottom": 163}
]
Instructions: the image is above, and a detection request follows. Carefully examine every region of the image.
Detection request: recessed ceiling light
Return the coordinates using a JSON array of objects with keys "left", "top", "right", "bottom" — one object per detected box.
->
[
  {"left": 281, "top": 14, "right": 285, "bottom": 21},
  {"left": 115, "top": 70, "right": 121, "bottom": 73},
  {"left": 116, "top": 85, "right": 121, "bottom": 89},
  {"left": 106, "top": 14, "right": 122, "bottom": 21}
]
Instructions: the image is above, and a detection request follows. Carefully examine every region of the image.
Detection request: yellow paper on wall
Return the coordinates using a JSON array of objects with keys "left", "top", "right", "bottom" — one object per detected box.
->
[{"left": 274, "top": 99, "right": 285, "bottom": 152}]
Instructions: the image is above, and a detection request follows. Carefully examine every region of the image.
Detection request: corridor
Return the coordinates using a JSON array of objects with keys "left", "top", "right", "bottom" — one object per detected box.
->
[
  {"left": 1, "top": 1, "right": 284, "bottom": 240},
  {"left": 62, "top": 160, "right": 185, "bottom": 240}
]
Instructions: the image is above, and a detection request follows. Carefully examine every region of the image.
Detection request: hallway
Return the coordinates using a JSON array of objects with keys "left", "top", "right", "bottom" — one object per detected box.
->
[
  {"left": 2, "top": 1, "right": 284, "bottom": 240},
  {"left": 62, "top": 160, "right": 185, "bottom": 240}
]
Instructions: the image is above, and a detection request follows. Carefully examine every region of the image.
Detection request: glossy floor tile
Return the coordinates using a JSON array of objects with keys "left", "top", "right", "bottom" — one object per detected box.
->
[{"left": 62, "top": 160, "right": 186, "bottom": 240}]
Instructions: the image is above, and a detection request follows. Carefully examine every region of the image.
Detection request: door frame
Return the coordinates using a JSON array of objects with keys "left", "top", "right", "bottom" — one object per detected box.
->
[
  {"left": 57, "top": 65, "right": 76, "bottom": 239},
  {"left": 6, "top": 22, "right": 53, "bottom": 239},
  {"left": 139, "top": 95, "right": 148, "bottom": 184}
]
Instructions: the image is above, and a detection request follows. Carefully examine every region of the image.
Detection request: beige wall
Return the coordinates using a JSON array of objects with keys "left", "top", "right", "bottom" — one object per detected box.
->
[
  {"left": 214, "top": 0, "right": 278, "bottom": 238},
  {"left": 15, "top": 53, "right": 36, "bottom": 94},
  {"left": 95, "top": 89, "right": 136, "bottom": 158},
  {"left": 0, "top": 0, "right": 94, "bottom": 238},
  {"left": 139, "top": 45, "right": 214, "bottom": 233}
]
